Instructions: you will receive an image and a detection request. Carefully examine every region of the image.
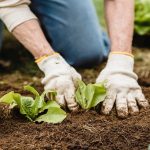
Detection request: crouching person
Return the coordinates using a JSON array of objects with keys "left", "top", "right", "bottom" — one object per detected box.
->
[{"left": 0, "top": 0, "right": 149, "bottom": 117}]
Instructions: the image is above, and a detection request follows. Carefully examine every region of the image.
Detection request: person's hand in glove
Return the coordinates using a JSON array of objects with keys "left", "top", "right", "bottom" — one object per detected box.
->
[
  {"left": 96, "top": 53, "right": 149, "bottom": 118},
  {"left": 36, "top": 53, "right": 81, "bottom": 111},
  {"left": 97, "top": 0, "right": 149, "bottom": 118}
]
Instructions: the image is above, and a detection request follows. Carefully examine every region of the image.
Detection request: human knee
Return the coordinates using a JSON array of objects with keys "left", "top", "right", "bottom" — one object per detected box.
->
[{"left": 68, "top": 44, "right": 110, "bottom": 68}]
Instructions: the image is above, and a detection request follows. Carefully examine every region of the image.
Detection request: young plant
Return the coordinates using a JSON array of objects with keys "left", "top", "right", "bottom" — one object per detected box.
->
[
  {"left": 75, "top": 80, "right": 106, "bottom": 110},
  {"left": 0, "top": 86, "right": 66, "bottom": 124},
  {"left": 135, "top": 0, "right": 150, "bottom": 35}
]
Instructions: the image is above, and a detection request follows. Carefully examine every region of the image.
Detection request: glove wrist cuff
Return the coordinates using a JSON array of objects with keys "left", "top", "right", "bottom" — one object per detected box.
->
[
  {"left": 35, "top": 52, "right": 60, "bottom": 63},
  {"left": 106, "top": 53, "right": 134, "bottom": 71},
  {"left": 110, "top": 51, "right": 134, "bottom": 58},
  {"left": 37, "top": 53, "right": 69, "bottom": 76}
]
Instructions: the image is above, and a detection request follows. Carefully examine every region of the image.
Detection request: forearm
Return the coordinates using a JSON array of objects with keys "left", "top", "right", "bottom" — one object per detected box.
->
[
  {"left": 12, "top": 19, "right": 54, "bottom": 59},
  {"left": 104, "top": 0, "right": 134, "bottom": 53},
  {"left": 0, "top": 0, "right": 54, "bottom": 59}
]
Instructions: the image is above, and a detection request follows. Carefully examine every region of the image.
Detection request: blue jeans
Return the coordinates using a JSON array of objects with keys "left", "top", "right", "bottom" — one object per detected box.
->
[{"left": 0, "top": 0, "right": 110, "bottom": 67}]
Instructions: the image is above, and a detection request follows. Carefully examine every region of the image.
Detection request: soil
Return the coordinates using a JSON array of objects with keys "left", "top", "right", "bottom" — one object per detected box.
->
[
  {"left": 133, "top": 34, "right": 150, "bottom": 48},
  {"left": 0, "top": 41, "right": 150, "bottom": 150}
]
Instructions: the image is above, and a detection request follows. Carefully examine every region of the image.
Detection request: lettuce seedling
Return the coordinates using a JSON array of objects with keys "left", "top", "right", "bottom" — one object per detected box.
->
[
  {"left": 0, "top": 86, "right": 66, "bottom": 124},
  {"left": 75, "top": 80, "right": 106, "bottom": 110},
  {"left": 135, "top": 0, "right": 150, "bottom": 35}
]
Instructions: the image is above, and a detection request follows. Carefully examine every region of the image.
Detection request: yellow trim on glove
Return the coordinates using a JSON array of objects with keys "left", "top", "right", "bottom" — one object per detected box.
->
[
  {"left": 35, "top": 52, "right": 59, "bottom": 63},
  {"left": 110, "top": 51, "right": 134, "bottom": 58}
]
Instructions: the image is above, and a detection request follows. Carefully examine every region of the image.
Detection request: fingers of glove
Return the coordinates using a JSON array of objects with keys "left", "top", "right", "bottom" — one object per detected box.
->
[
  {"left": 44, "top": 77, "right": 56, "bottom": 91},
  {"left": 127, "top": 92, "right": 139, "bottom": 115},
  {"left": 54, "top": 76, "right": 78, "bottom": 111},
  {"left": 44, "top": 77, "right": 67, "bottom": 107},
  {"left": 64, "top": 85, "right": 78, "bottom": 111},
  {"left": 101, "top": 89, "right": 116, "bottom": 115},
  {"left": 135, "top": 90, "right": 149, "bottom": 108},
  {"left": 44, "top": 79, "right": 57, "bottom": 100},
  {"left": 116, "top": 93, "right": 128, "bottom": 118},
  {"left": 56, "top": 94, "right": 66, "bottom": 108},
  {"left": 70, "top": 67, "right": 82, "bottom": 87},
  {"left": 96, "top": 69, "right": 108, "bottom": 83},
  {"left": 45, "top": 76, "right": 70, "bottom": 93}
]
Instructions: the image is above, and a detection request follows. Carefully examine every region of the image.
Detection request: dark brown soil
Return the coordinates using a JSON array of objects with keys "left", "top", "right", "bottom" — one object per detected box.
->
[
  {"left": 0, "top": 69, "right": 150, "bottom": 150},
  {"left": 0, "top": 38, "right": 150, "bottom": 150}
]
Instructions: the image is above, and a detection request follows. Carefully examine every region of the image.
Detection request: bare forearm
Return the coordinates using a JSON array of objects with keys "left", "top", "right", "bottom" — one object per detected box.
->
[
  {"left": 12, "top": 19, "right": 54, "bottom": 59},
  {"left": 105, "top": 0, "right": 134, "bottom": 53}
]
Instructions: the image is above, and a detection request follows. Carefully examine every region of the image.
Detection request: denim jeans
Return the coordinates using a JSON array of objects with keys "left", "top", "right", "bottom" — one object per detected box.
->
[{"left": 0, "top": 0, "right": 110, "bottom": 67}]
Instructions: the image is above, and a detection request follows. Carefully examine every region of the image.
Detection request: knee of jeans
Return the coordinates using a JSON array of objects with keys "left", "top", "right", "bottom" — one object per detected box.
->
[
  {"left": 68, "top": 44, "right": 110, "bottom": 68},
  {"left": 71, "top": 33, "right": 110, "bottom": 68}
]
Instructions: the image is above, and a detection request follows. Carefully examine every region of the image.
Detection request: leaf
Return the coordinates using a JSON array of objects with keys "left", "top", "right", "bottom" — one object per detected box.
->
[
  {"left": 0, "top": 91, "right": 15, "bottom": 104},
  {"left": 39, "top": 90, "right": 57, "bottom": 109},
  {"left": 0, "top": 85, "right": 66, "bottom": 124},
  {"left": 39, "top": 100, "right": 60, "bottom": 113},
  {"left": 46, "top": 90, "right": 57, "bottom": 101},
  {"left": 22, "top": 86, "right": 63, "bottom": 121},
  {"left": 39, "top": 91, "right": 48, "bottom": 108},
  {"left": 85, "top": 84, "right": 95, "bottom": 109},
  {"left": 24, "top": 85, "right": 41, "bottom": 117},
  {"left": 19, "top": 96, "right": 35, "bottom": 120},
  {"left": 135, "top": 0, "right": 150, "bottom": 35},
  {"left": 36, "top": 107, "right": 67, "bottom": 124},
  {"left": 75, "top": 80, "right": 87, "bottom": 109},
  {"left": 32, "top": 90, "right": 57, "bottom": 116},
  {"left": 13, "top": 93, "right": 22, "bottom": 106},
  {"left": 89, "top": 84, "right": 106, "bottom": 108},
  {"left": 0, "top": 91, "right": 18, "bottom": 108},
  {"left": 24, "top": 85, "right": 39, "bottom": 97},
  {"left": 32, "top": 96, "right": 41, "bottom": 117},
  {"left": 75, "top": 80, "right": 106, "bottom": 110}
]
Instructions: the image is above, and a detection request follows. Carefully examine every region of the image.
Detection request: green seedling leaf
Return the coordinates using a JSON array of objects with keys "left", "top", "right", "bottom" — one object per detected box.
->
[
  {"left": 0, "top": 91, "right": 15, "bottom": 104},
  {"left": 88, "top": 83, "right": 106, "bottom": 108},
  {"left": 24, "top": 85, "right": 44, "bottom": 118},
  {"left": 46, "top": 90, "right": 57, "bottom": 101},
  {"left": 24, "top": 85, "right": 39, "bottom": 96},
  {"left": 0, "top": 91, "right": 19, "bottom": 108},
  {"left": 135, "top": 0, "right": 150, "bottom": 35},
  {"left": 20, "top": 96, "right": 35, "bottom": 120},
  {"left": 0, "top": 85, "right": 67, "bottom": 124},
  {"left": 39, "top": 101, "right": 60, "bottom": 113},
  {"left": 36, "top": 107, "right": 67, "bottom": 124},
  {"left": 75, "top": 80, "right": 106, "bottom": 110},
  {"left": 75, "top": 80, "right": 87, "bottom": 109},
  {"left": 85, "top": 84, "right": 95, "bottom": 109}
]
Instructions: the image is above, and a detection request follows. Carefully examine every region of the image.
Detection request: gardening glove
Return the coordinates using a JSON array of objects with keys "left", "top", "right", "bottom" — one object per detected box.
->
[
  {"left": 96, "top": 53, "right": 149, "bottom": 118},
  {"left": 37, "top": 53, "right": 81, "bottom": 111}
]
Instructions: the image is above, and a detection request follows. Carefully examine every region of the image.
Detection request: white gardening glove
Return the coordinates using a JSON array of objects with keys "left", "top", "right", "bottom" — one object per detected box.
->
[
  {"left": 96, "top": 53, "right": 149, "bottom": 118},
  {"left": 37, "top": 54, "right": 81, "bottom": 111}
]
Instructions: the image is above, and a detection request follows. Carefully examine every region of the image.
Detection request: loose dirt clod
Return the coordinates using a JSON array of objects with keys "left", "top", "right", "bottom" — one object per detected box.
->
[{"left": 0, "top": 103, "right": 12, "bottom": 119}]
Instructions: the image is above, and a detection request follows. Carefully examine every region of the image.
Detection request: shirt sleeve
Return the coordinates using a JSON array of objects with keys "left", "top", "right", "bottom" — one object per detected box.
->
[{"left": 0, "top": 0, "right": 37, "bottom": 32}]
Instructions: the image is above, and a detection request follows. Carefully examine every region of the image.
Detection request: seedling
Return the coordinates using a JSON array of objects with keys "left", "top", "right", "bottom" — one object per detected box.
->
[
  {"left": 135, "top": 0, "right": 150, "bottom": 35},
  {"left": 0, "top": 85, "right": 67, "bottom": 124},
  {"left": 75, "top": 80, "right": 106, "bottom": 110}
]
